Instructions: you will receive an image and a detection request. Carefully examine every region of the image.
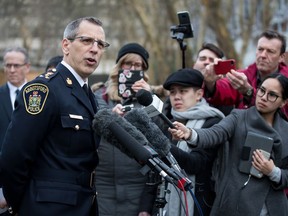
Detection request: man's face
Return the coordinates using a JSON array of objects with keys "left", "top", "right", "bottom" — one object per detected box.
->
[
  {"left": 4, "top": 51, "right": 30, "bottom": 87},
  {"left": 193, "top": 49, "right": 218, "bottom": 71},
  {"left": 62, "top": 20, "right": 107, "bottom": 79},
  {"left": 256, "top": 37, "right": 284, "bottom": 76}
]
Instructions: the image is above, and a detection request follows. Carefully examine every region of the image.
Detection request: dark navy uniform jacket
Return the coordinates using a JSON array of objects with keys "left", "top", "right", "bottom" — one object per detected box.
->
[
  {"left": 0, "top": 63, "right": 100, "bottom": 216},
  {"left": 0, "top": 84, "right": 13, "bottom": 148}
]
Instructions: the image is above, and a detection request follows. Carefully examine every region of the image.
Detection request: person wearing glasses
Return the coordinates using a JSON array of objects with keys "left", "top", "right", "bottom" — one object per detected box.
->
[
  {"left": 0, "top": 47, "right": 30, "bottom": 147},
  {"left": 203, "top": 30, "right": 288, "bottom": 120},
  {"left": 0, "top": 17, "right": 109, "bottom": 216},
  {"left": 169, "top": 73, "right": 288, "bottom": 215},
  {"left": 94, "top": 43, "right": 156, "bottom": 216},
  {"left": 0, "top": 47, "right": 30, "bottom": 215}
]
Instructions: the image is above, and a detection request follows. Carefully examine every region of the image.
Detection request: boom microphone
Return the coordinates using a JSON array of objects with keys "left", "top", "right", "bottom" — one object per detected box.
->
[
  {"left": 108, "top": 121, "right": 191, "bottom": 190},
  {"left": 124, "top": 108, "right": 183, "bottom": 172},
  {"left": 124, "top": 108, "right": 170, "bottom": 157},
  {"left": 135, "top": 89, "right": 175, "bottom": 128},
  {"left": 93, "top": 108, "right": 191, "bottom": 190},
  {"left": 93, "top": 108, "right": 149, "bottom": 158}
]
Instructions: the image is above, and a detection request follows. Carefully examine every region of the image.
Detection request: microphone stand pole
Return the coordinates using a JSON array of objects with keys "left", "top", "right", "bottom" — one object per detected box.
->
[{"left": 155, "top": 177, "right": 167, "bottom": 216}]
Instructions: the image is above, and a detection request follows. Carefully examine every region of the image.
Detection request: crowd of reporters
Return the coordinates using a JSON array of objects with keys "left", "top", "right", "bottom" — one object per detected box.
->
[{"left": 0, "top": 15, "right": 287, "bottom": 216}]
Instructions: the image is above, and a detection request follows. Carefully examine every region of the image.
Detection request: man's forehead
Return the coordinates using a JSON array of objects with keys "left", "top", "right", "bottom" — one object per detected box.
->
[
  {"left": 4, "top": 51, "right": 25, "bottom": 61},
  {"left": 258, "top": 37, "right": 282, "bottom": 49},
  {"left": 198, "top": 49, "right": 218, "bottom": 58}
]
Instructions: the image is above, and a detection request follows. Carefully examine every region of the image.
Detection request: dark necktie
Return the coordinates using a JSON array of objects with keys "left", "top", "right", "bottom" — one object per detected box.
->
[
  {"left": 83, "top": 84, "right": 96, "bottom": 112},
  {"left": 82, "top": 84, "right": 89, "bottom": 97},
  {"left": 15, "top": 89, "right": 19, "bottom": 95}
]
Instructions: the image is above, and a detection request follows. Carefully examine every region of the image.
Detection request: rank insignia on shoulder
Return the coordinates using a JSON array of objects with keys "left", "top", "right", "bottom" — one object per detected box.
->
[
  {"left": 66, "top": 77, "right": 72, "bottom": 85},
  {"left": 44, "top": 72, "right": 55, "bottom": 79},
  {"left": 39, "top": 71, "right": 55, "bottom": 79},
  {"left": 23, "top": 83, "right": 49, "bottom": 115}
]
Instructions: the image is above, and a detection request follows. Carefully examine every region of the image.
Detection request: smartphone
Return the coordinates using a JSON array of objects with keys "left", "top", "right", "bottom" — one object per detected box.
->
[
  {"left": 250, "top": 150, "right": 270, "bottom": 178},
  {"left": 176, "top": 11, "right": 193, "bottom": 38},
  {"left": 214, "top": 59, "right": 236, "bottom": 75},
  {"left": 118, "top": 69, "right": 144, "bottom": 98}
]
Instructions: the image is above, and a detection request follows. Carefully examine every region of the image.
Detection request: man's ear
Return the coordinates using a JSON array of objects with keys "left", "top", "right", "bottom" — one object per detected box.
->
[
  {"left": 279, "top": 52, "right": 286, "bottom": 64},
  {"left": 62, "top": 38, "right": 70, "bottom": 55}
]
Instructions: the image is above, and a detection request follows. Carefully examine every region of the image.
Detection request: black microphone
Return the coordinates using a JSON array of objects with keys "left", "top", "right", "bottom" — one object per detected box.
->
[
  {"left": 124, "top": 108, "right": 183, "bottom": 172},
  {"left": 135, "top": 89, "right": 175, "bottom": 128}
]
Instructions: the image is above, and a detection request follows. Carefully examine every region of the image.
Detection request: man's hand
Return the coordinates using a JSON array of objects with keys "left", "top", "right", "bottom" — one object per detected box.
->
[
  {"left": 226, "top": 70, "right": 252, "bottom": 95},
  {"left": 200, "top": 60, "right": 225, "bottom": 93}
]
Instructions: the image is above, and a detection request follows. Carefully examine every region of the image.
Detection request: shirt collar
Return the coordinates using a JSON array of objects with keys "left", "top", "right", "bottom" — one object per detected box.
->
[
  {"left": 61, "top": 61, "right": 88, "bottom": 87},
  {"left": 7, "top": 81, "right": 26, "bottom": 92}
]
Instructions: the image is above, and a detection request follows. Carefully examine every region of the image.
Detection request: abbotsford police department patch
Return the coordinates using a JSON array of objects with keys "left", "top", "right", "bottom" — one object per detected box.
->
[{"left": 23, "top": 83, "right": 49, "bottom": 115}]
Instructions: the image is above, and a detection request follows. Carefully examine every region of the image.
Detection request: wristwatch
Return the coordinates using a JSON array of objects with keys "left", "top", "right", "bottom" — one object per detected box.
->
[{"left": 245, "top": 88, "right": 253, "bottom": 97}]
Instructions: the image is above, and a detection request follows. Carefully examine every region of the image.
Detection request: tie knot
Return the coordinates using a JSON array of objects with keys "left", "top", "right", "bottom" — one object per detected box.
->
[
  {"left": 15, "top": 89, "right": 19, "bottom": 95},
  {"left": 82, "top": 84, "right": 89, "bottom": 96}
]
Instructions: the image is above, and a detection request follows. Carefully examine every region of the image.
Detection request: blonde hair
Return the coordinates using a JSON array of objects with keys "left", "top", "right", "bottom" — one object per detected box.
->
[{"left": 105, "top": 53, "right": 149, "bottom": 102}]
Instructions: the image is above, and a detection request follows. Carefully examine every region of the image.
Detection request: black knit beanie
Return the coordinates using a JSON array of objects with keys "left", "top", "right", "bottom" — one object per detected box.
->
[{"left": 116, "top": 43, "right": 149, "bottom": 69}]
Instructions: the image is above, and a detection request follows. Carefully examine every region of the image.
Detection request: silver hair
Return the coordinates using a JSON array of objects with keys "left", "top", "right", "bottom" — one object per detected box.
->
[{"left": 63, "top": 17, "right": 103, "bottom": 39}]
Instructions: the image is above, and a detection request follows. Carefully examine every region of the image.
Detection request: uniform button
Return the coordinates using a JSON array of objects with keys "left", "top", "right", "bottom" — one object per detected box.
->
[{"left": 75, "top": 125, "right": 80, "bottom": 130}]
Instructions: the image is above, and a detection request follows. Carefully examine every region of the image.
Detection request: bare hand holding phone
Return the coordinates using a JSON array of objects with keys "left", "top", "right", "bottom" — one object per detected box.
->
[{"left": 214, "top": 59, "right": 236, "bottom": 75}]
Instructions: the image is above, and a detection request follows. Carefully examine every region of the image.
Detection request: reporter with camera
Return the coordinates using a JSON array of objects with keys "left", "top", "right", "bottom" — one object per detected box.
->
[
  {"left": 94, "top": 43, "right": 156, "bottom": 216},
  {"left": 202, "top": 30, "right": 288, "bottom": 120}
]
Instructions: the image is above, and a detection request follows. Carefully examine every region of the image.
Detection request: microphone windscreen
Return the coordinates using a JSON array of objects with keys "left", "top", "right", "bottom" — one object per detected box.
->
[
  {"left": 124, "top": 108, "right": 171, "bottom": 157},
  {"left": 108, "top": 121, "right": 152, "bottom": 163},
  {"left": 93, "top": 108, "right": 149, "bottom": 158},
  {"left": 135, "top": 89, "right": 153, "bottom": 106}
]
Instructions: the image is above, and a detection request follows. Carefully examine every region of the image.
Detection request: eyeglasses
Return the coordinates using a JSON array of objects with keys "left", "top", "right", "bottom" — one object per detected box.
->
[
  {"left": 68, "top": 36, "right": 110, "bottom": 49},
  {"left": 257, "top": 87, "right": 281, "bottom": 102},
  {"left": 122, "top": 61, "right": 143, "bottom": 70},
  {"left": 4, "top": 63, "right": 26, "bottom": 69}
]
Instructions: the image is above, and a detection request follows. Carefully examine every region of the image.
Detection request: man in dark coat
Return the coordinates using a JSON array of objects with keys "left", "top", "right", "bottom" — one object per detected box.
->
[
  {"left": 0, "top": 16, "right": 109, "bottom": 216},
  {"left": 0, "top": 47, "right": 30, "bottom": 215},
  {"left": 0, "top": 47, "right": 30, "bottom": 148}
]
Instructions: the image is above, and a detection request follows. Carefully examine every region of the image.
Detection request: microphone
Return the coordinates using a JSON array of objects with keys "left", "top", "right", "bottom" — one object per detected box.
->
[
  {"left": 93, "top": 108, "right": 149, "bottom": 158},
  {"left": 135, "top": 89, "right": 175, "bottom": 128},
  {"left": 108, "top": 121, "right": 191, "bottom": 190},
  {"left": 124, "top": 108, "right": 183, "bottom": 172},
  {"left": 93, "top": 109, "right": 191, "bottom": 190}
]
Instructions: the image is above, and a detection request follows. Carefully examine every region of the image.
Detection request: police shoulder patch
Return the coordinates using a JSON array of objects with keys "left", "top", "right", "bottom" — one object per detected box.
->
[{"left": 23, "top": 83, "right": 49, "bottom": 115}]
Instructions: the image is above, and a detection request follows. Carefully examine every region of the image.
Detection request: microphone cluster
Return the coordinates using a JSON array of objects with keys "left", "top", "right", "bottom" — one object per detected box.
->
[{"left": 93, "top": 108, "right": 192, "bottom": 191}]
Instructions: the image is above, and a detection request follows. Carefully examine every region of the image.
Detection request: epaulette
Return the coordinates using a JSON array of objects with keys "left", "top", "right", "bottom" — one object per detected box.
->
[{"left": 37, "top": 70, "right": 58, "bottom": 81}]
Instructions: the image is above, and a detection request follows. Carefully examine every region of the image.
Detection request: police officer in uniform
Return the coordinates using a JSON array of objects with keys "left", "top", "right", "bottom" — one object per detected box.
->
[{"left": 0, "top": 16, "right": 109, "bottom": 216}]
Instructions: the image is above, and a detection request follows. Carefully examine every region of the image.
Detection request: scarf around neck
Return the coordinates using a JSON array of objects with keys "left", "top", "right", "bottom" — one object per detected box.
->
[{"left": 164, "top": 99, "right": 225, "bottom": 216}]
